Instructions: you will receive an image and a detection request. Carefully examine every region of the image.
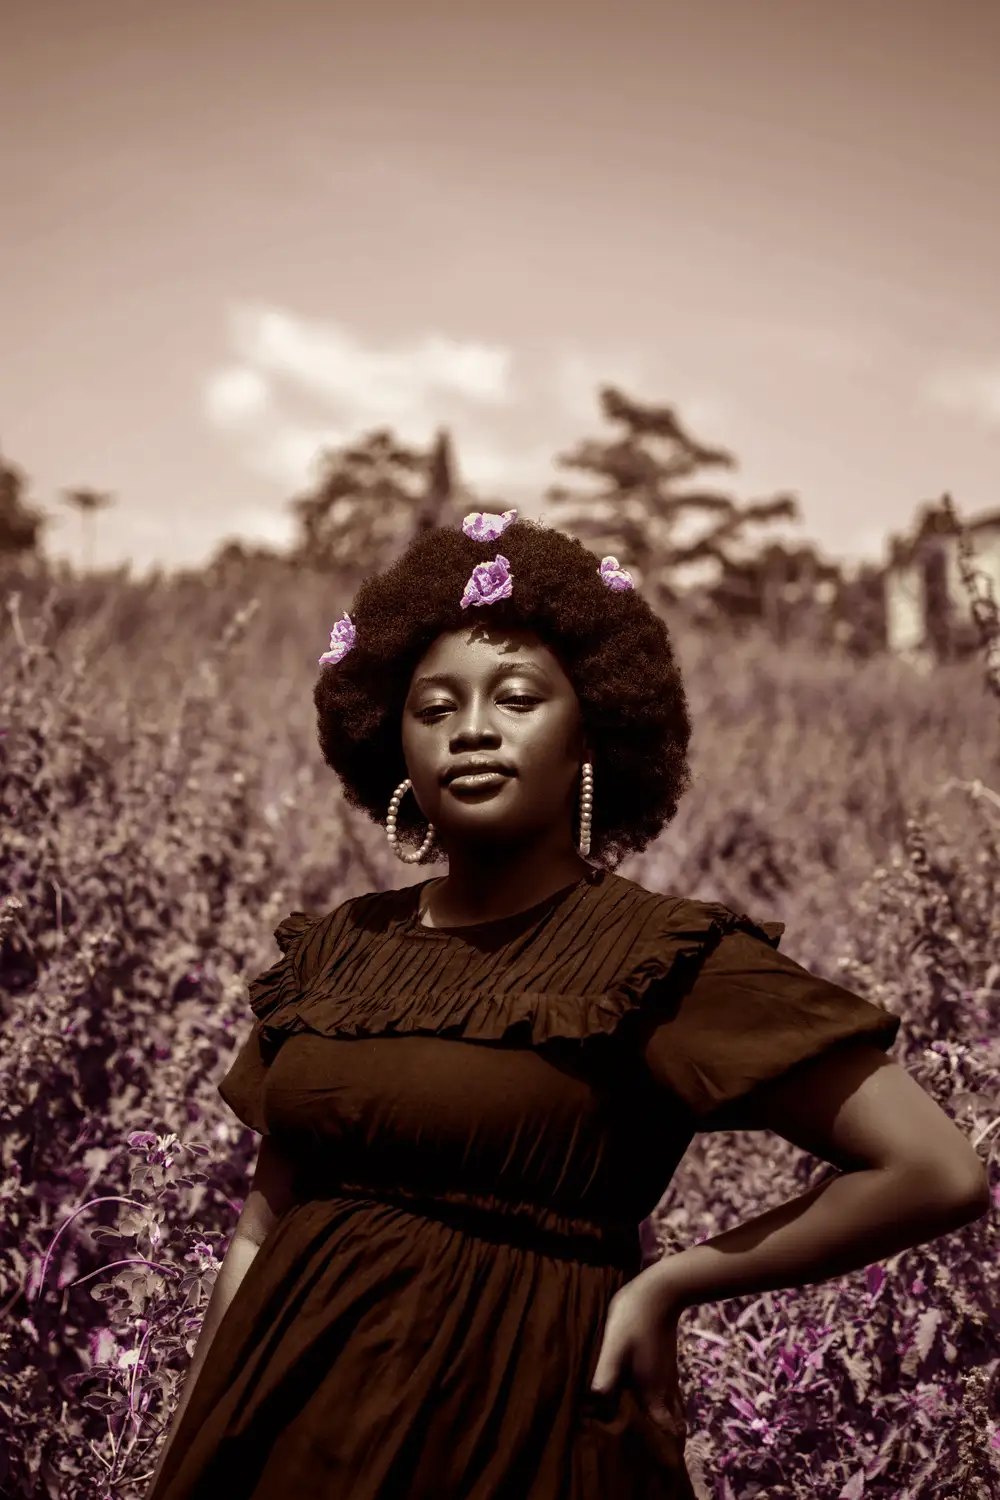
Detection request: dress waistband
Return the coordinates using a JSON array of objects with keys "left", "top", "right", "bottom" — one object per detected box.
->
[{"left": 298, "top": 1176, "right": 641, "bottom": 1273}]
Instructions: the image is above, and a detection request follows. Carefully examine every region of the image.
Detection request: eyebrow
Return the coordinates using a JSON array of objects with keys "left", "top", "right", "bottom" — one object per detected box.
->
[{"left": 411, "top": 661, "right": 552, "bottom": 691}]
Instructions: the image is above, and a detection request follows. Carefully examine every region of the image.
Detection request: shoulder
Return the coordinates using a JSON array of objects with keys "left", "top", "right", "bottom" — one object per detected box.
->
[
  {"left": 272, "top": 883, "right": 416, "bottom": 954},
  {"left": 598, "top": 871, "right": 686, "bottom": 922},
  {"left": 601, "top": 874, "right": 784, "bottom": 950}
]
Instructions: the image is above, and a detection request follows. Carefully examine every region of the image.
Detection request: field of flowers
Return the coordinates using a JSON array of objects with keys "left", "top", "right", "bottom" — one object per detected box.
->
[{"left": 1, "top": 550, "right": 998, "bottom": 1499}]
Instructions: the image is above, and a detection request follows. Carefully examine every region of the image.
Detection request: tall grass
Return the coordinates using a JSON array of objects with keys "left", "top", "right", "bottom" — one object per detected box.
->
[{"left": 0, "top": 541, "right": 997, "bottom": 1499}]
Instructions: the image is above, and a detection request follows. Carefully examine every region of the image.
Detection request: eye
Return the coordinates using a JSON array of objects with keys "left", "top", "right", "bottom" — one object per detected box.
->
[{"left": 417, "top": 696, "right": 541, "bottom": 720}]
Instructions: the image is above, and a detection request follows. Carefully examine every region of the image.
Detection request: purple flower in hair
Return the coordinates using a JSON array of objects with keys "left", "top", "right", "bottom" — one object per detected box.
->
[
  {"left": 462, "top": 509, "right": 518, "bottom": 543},
  {"left": 460, "top": 555, "right": 513, "bottom": 609},
  {"left": 319, "top": 612, "right": 356, "bottom": 665},
  {"left": 599, "top": 556, "right": 634, "bottom": 592}
]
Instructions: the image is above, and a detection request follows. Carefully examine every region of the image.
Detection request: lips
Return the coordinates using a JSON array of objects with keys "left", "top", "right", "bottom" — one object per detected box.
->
[{"left": 443, "top": 763, "right": 513, "bottom": 785}]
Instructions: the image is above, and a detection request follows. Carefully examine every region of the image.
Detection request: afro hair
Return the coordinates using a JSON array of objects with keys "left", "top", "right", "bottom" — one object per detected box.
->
[{"left": 313, "top": 516, "right": 692, "bottom": 871}]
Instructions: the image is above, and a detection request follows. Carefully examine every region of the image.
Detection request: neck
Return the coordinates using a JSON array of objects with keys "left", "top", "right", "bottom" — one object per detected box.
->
[{"left": 427, "top": 842, "right": 592, "bottom": 925}]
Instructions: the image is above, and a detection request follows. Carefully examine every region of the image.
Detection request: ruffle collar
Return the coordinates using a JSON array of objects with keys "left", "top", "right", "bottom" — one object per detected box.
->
[{"left": 247, "top": 873, "right": 785, "bottom": 1052}]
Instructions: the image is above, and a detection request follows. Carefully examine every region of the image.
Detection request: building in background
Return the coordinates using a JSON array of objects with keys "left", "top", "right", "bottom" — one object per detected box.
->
[{"left": 884, "top": 500, "right": 1000, "bottom": 659}]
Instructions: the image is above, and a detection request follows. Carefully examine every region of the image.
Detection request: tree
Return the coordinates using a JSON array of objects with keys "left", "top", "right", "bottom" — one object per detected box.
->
[
  {"left": 287, "top": 425, "right": 466, "bottom": 576},
  {"left": 60, "top": 488, "right": 116, "bottom": 572},
  {"left": 703, "top": 538, "right": 844, "bottom": 644},
  {"left": 545, "top": 385, "right": 799, "bottom": 616},
  {"left": 0, "top": 448, "right": 48, "bottom": 561},
  {"left": 415, "top": 428, "right": 460, "bottom": 534}
]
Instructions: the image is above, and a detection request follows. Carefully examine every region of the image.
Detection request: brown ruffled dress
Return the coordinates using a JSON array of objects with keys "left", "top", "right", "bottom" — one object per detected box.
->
[{"left": 149, "top": 867, "right": 900, "bottom": 1500}]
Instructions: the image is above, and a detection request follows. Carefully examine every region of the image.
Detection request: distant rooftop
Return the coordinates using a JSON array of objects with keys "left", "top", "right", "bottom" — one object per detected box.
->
[{"left": 886, "top": 502, "right": 1000, "bottom": 570}]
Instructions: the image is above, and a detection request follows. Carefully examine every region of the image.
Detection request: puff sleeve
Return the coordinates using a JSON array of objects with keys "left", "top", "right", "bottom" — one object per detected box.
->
[
  {"left": 641, "top": 905, "right": 901, "bottom": 1132},
  {"left": 217, "top": 910, "right": 320, "bottom": 1134}
]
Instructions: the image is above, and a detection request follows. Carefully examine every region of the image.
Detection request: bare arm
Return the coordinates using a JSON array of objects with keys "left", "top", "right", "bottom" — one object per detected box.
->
[
  {"left": 230, "top": 1132, "right": 301, "bottom": 1249},
  {"left": 145, "top": 1136, "right": 299, "bottom": 1492},
  {"left": 736, "top": 1041, "right": 989, "bottom": 1193},
  {"left": 647, "top": 1043, "right": 989, "bottom": 1314}
]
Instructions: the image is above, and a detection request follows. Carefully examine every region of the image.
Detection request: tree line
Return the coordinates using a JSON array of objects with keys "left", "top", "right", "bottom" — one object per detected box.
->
[{"left": 0, "top": 386, "right": 899, "bottom": 656}]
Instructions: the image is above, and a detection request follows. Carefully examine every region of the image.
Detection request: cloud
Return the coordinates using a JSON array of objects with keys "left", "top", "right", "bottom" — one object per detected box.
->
[
  {"left": 204, "top": 310, "right": 725, "bottom": 505},
  {"left": 228, "top": 305, "right": 512, "bottom": 422},
  {"left": 204, "top": 305, "right": 523, "bottom": 490},
  {"left": 203, "top": 365, "right": 272, "bottom": 427},
  {"left": 923, "top": 363, "right": 1000, "bottom": 426}
]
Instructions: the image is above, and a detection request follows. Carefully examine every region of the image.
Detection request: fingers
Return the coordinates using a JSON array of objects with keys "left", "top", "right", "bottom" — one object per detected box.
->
[{"left": 644, "top": 1396, "right": 687, "bottom": 1437}]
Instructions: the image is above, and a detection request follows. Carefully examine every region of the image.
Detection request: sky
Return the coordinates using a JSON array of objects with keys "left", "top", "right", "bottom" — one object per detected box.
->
[{"left": 2, "top": 0, "right": 999, "bottom": 577}]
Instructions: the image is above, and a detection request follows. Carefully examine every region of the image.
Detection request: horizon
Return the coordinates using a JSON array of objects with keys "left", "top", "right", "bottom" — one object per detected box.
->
[{"left": 3, "top": 0, "right": 999, "bottom": 576}]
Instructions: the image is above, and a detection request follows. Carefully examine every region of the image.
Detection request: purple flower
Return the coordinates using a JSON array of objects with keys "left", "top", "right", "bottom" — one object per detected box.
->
[
  {"left": 185, "top": 1240, "right": 218, "bottom": 1268},
  {"left": 460, "top": 554, "right": 513, "bottom": 609},
  {"left": 462, "top": 509, "right": 518, "bottom": 543},
  {"left": 599, "top": 556, "right": 634, "bottom": 591},
  {"left": 319, "top": 612, "right": 356, "bottom": 665}
]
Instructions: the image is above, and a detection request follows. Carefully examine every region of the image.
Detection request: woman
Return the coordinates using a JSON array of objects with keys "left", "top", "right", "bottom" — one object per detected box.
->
[{"left": 147, "top": 511, "right": 988, "bottom": 1499}]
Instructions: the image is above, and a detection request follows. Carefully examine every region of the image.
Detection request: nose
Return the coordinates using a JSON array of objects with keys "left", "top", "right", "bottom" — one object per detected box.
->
[{"left": 446, "top": 699, "right": 504, "bottom": 744}]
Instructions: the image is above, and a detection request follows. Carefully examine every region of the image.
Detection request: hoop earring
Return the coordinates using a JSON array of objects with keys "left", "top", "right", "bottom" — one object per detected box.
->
[
  {"left": 385, "top": 762, "right": 595, "bottom": 863},
  {"left": 385, "top": 779, "right": 438, "bottom": 865},
  {"left": 578, "top": 759, "right": 594, "bottom": 858}
]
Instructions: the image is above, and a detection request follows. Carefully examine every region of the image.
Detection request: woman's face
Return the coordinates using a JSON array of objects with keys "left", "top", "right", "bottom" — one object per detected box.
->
[{"left": 400, "top": 625, "right": 591, "bottom": 856}]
